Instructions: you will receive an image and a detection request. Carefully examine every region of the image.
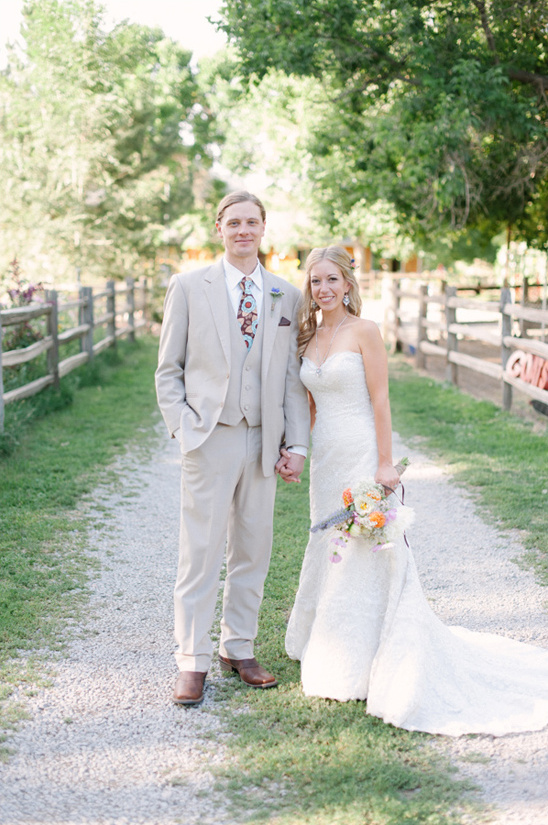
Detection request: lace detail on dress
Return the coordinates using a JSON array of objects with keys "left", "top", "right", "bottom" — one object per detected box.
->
[{"left": 285, "top": 351, "right": 548, "bottom": 736}]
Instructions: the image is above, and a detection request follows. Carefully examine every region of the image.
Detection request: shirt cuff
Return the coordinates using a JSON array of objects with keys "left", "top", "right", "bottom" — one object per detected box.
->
[{"left": 286, "top": 445, "right": 307, "bottom": 458}]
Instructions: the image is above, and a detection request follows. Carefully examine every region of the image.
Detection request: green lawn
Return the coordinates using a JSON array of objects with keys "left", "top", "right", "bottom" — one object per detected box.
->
[
  {"left": 388, "top": 358, "right": 548, "bottom": 577},
  {"left": 212, "top": 457, "right": 475, "bottom": 825},
  {"left": 0, "top": 337, "right": 161, "bottom": 754},
  {"left": 212, "top": 355, "right": 547, "bottom": 824},
  {"left": 1, "top": 343, "right": 546, "bottom": 821}
]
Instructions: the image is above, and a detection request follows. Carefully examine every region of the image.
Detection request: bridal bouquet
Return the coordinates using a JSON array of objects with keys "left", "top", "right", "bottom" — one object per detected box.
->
[{"left": 310, "top": 459, "right": 414, "bottom": 563}]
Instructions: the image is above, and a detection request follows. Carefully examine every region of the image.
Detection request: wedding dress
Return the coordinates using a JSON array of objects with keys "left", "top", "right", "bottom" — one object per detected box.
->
[{"left": 285, "top": 351, "right": 548, "bottom": 736}]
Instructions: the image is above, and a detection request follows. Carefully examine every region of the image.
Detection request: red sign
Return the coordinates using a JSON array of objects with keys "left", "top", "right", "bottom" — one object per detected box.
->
[{"left": 506, "top": 350, "right": 548, "bottom": 390}]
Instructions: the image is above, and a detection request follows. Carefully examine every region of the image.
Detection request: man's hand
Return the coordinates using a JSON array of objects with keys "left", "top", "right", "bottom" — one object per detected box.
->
[{"left": 275, "top": 448, "right": 305, "bottom": 484}]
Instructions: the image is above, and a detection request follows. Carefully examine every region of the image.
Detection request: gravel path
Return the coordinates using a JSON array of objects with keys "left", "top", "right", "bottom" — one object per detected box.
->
[
  {"left": 0, "top": 432, "right": 230, "bottom": 825},
  {"left": 1, "top": 426, "right": 547, "bottom": 824},
  {"left": 397, "top": 433, "right": 548, "bottom": 825}
]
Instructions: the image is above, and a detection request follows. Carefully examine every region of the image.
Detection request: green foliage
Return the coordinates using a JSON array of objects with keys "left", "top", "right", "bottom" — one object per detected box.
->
[
  {"left": 0, "top": 0, "right": 220, "bottom": 275},
  {"left": 0, "top": 258, "right": 44, "bottom": 311},
  {"left": 0, "top": 258, "right": 48, "bottom": 395},
  {"left": 218, "top": 0, "right": 548, "bottom": 250},
  {"left": 200, "top": 59, "right": 333, "bottom": 251},
  {"left": 0, "top": 337, "right": 159, "bottom": 666},
  {"left": 516, "top": 176, "right": 548, "bottom": 250}
]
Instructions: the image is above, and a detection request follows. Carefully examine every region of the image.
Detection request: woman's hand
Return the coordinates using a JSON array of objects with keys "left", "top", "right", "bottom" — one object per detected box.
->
[
  {"left": 374, "top": 462, "right": 400, "bottom": 494},
  {"left": 276, "top": 447, "right": 305, "bottom": 483}
]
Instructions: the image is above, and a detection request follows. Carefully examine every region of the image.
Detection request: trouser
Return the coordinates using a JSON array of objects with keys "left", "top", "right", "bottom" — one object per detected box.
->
[{"left": 174, "top": 419, "right": 278, "bottom": 672}]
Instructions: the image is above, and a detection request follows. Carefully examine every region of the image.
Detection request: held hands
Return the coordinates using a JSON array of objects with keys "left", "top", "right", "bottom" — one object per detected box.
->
[{"left": 276, "top": 448, "right": 305, "bottom": 484}]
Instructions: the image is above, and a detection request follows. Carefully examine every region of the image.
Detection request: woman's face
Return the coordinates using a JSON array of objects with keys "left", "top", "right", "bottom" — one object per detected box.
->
[{"left": 309, "top": 259, "right": 349, "bottom": 312}]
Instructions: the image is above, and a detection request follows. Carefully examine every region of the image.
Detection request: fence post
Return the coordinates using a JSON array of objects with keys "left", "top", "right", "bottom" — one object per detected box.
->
[
  {"left": 388, "top": 277, "right": 401, "bottom": 353},
  {"left": 445, "top": 285, "right": 458, "bottom": 384},
  {"left": 0, "top": 310, "right": 4, "bottom": 432},
  {"left": 415, "top": 283, "right": 428, "bottom": 369},
  {"left": 500, "top": 286, "right": 513, "bottom": 411},
  {"left": 80, "top": 286, "right": 94, "bottom": 361},
  {"left": 519, "top": 275, "right": 528, "bottom": 338},
  {"left": 106, "top": 279, "right": 116, "bottom": 348},
  {"left": 46, "top": 289, "right": 60, "bottom": 390},
  {"left": 126, "top": 276, "right": 135, "bottom": 343},
  {"left": 140, "top": 277, "right": 148, "bottom": 325}
]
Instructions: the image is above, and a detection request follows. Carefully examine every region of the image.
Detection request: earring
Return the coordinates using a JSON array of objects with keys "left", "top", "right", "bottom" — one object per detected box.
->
[
  {"left": 343, "top": 294, "right": 350, "bottom": 306},
  {"left": 311, "top": 300, "right": 318, "bottom": 310}
]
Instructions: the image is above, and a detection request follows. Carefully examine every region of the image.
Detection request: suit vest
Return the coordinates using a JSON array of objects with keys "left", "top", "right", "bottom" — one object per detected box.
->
[{"left": 218, "top": 294, "right": 264, "bottom": 427}]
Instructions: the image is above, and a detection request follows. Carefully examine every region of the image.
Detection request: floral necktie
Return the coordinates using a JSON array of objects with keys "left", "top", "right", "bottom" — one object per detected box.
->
[{"left": 237, "top": 276, "right": 258, "bottom": 350}]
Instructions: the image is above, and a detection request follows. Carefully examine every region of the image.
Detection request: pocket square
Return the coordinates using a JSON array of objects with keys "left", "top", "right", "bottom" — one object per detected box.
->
[{"left": 278, "top": 316, "right": 291, "bottom": 326}]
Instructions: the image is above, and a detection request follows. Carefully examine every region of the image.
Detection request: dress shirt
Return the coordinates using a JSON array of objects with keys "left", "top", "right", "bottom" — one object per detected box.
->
[{"left": 223, "top": 258, "right": 263, "bottom": 317}]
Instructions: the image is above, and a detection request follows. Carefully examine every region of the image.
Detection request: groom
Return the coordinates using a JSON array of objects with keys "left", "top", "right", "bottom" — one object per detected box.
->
[{"left": 155, "top": 191, "right": 310, "bottom": 705}]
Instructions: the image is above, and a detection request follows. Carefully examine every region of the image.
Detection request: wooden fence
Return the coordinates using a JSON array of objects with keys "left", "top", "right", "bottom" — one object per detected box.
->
[
  {"left": 384, "top": 276, "right": 548, "bottom": 414},
  {"left": 0, "top": 278, "right": 147, "bottom": 431}
]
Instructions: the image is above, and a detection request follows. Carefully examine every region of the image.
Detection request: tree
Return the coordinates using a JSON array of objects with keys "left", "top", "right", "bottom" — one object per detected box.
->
[
  {"left": 198, "top": 56, "right": 329, "bottom": 248},
  {"left": 199, "top": 55, "right": 430, "bottom": 262},
  {"left": 0, "top": 0, "right": 219, "bottom": 277},
  {"left": 218, "top": 0, "right": 548, "bottom": 249}
]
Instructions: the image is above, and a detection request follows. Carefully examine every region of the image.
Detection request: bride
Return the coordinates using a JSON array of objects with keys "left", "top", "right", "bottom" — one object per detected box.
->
[{"left": 282, "top": 245, "right": 548, "bottom": 737}]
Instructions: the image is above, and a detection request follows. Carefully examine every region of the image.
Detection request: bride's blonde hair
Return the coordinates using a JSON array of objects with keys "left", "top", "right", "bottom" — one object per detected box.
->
[{"left": 298, "top": 246, "right": 362, "bottom": 358}]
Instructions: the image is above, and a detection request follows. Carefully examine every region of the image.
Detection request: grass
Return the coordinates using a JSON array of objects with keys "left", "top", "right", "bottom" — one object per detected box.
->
[
  {"left": 210, "top": 461, "right": 476, "bottom": 825},
  {"left": 1, "top": 343, "right": 546, "bottom": 823},
  {"left": 0, "top": 336, "right": 161, "bottom": 706},
  {"left": 388, "top": 357, "right": 548, "bottom": 579},
  {"left": 208, "top": 355, "right": 547, "bottom": 825}
]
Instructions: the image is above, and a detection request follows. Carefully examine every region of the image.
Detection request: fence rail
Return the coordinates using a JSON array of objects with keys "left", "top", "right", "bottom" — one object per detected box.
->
[
  {"left": 384, "top": 276, "right": 548, "bottom": 414},
  {"left": 0, "top": 278, "right": 147, "bottom": 430}
]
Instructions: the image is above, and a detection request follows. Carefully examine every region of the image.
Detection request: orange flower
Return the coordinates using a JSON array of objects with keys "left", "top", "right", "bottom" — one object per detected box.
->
[
  {"left": 367, "top": 491, "right": 382, "bottom": 502},
  {"left": 342, "top": 488, "right": 354, "bottom": 507},
  {"left": 369, "top": 511, "right": 386, "bottom": 528}
]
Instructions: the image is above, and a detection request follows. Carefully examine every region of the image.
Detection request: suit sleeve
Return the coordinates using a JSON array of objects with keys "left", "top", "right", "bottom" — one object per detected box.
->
[
  {"left": 282, "top": 292, "right": 311, "bottom": 450},
  {"left": 155, "top": 276, "right": 189, "bottom": 438}
]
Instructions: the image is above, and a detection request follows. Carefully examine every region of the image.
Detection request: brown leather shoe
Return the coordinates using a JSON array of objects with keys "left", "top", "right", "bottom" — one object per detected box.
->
[
  {"left": 173, "top": 671, "right": 207, "bottom": 705},
  {"left": 219, "top": 655, "right": 278, "bottom": 688}
]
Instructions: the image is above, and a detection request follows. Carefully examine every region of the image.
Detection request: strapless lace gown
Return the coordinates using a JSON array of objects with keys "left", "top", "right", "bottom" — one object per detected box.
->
[{"left": 285, "top": 351, "right": 548, "bottom": 736}]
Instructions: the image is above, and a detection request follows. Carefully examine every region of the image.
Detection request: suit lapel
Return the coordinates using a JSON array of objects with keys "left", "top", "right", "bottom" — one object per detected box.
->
[
  {"left": 261, "top": 268, "right": 282, "bottom": 379},
  {"left": 204, "top": 262, "right": 231, "bottom": 364}
]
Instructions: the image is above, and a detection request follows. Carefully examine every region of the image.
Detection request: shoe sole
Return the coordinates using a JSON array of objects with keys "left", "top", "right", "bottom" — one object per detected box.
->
[
  {"left": 219, "top": 658, "right": 278, "bottom": 688},
  {"left": 172, "top": 695, "right": 204, "bottom": 706}
]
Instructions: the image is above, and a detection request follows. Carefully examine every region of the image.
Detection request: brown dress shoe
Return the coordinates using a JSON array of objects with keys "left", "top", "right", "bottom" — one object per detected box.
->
[
  {"left": 173, "top": 671, "right": 207, "bottom": 705},
  {"left": 219, "top": 655, "right": 278, "bottom": 688}
]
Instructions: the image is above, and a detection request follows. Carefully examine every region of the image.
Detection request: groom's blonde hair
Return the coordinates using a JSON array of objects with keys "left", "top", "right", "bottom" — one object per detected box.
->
[
  {"left": 216, "top": 190, "right": 266, "bottom": 224},
  {"left": 297, "top": 246, "right": 362, "bottom": 358}
]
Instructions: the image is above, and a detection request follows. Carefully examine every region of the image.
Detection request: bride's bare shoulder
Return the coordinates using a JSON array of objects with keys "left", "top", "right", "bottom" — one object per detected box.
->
[{"left": 350, "top": 317, "right": 383, "bottom": 341}]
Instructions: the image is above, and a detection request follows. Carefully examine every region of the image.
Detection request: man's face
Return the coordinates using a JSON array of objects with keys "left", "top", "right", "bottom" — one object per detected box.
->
[{"left": 216, "top": 201, "right": 265, "bottom": 263}]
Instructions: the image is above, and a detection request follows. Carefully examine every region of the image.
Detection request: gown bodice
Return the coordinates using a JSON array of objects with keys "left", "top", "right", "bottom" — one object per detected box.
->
[{"left": 301, "top": 352, "right": 378, "bottom": 521}]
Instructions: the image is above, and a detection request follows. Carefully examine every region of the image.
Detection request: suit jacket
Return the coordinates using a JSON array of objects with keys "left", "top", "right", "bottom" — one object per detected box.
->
[{"left": 155, "top": 261, "right": 310, "bottom": 476}]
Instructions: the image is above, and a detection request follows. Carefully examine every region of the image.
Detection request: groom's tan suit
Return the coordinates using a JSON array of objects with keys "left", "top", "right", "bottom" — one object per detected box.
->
[{"left": 156, "top": 260, "right": 310, "bottom": 672}]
